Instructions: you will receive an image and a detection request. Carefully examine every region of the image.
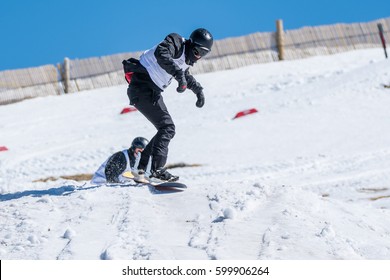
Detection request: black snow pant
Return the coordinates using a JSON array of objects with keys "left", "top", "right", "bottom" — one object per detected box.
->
[{"left": 127, "top": 72, "right": 175, "bottom": 171}]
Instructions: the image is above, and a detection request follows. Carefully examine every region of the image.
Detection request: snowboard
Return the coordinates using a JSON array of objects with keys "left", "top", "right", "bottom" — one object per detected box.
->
[
  {"left": 146, "top": 181, "right": 187, "bottom": 193},
  {"left": 122, "top": 171, "right": 187, "bottom": 192}
]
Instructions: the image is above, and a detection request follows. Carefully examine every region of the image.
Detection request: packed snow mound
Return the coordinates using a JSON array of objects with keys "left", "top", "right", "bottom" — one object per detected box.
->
[{"left": 1, "top": 49, "right": 390, "bottom": 259}]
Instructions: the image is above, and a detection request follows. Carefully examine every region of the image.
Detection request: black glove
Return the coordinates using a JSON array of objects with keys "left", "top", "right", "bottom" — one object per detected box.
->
[
  {"left": 196, "top": 91, "right": 205, "bottom": 108},
  {"left": 175, "top": 71, "right": 187, "bottom": 93}
]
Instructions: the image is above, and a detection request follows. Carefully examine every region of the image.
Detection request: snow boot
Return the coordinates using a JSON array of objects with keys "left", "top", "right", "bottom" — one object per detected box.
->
[
  {"left": 149, "top": 167, "right": 179, "bottom": 183},
  {"left": 132, "top": 169, "right": 149, "bottom": 183}
]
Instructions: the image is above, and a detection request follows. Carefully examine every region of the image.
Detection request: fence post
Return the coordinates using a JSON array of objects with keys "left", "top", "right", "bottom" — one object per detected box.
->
[
  {"left": 377, "top": 23, "right": 388, "bottom": 59},
  {"left": 276, "top": 19, "right": 285, "bottom": 60},
  {"left": 63, "top": 57, "right": 71, "bottom": 93}
]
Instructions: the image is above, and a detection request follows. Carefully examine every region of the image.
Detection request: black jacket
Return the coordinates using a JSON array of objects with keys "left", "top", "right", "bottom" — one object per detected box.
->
[
  {"left": 123, "top": 33, "right": 203, "bottom": 94},
  {"left": 105, "top": 149, "right": 136, "bottom": 183}
]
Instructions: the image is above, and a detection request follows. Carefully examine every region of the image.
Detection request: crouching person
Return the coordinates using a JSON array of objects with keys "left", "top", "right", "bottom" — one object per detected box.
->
[{"left": 91, "top": 137, "right": 149, "bottom": 185}]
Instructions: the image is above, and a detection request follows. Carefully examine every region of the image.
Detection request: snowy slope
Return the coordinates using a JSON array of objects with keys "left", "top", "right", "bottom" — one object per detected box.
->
[{"left": 1, "top": 49, "right": 390, "bottom": 260}]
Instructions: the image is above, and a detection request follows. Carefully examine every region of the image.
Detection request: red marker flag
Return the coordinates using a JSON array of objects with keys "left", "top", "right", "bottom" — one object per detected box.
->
[
  {"left": 0, "top": 146, "right": 9, "bottom": 152},
  {"left": 120, "top": 107, "right": 137, "bottom": 114},
  {"left": 233, "top": 108, "right": 258, "bottom": 120}
]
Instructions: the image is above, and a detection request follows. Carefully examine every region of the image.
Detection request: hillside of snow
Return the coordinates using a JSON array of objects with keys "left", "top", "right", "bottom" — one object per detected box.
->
[{"left": 1, "top": 49, "right": 390, "bottom": 260}]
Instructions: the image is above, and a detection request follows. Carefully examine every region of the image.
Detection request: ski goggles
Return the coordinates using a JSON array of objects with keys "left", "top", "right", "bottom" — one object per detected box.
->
[{"left": 192, "top": 45, "right": 210, "bottom": 58}]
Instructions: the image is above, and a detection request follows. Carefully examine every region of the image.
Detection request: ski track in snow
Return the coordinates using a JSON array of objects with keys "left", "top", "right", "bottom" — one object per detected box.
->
[{"left": 1, "top": 49, "right": 390, "bottom": 259}]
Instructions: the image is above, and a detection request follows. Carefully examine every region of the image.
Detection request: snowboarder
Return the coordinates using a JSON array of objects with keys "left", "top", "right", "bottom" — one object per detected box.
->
[
  {"left": 122, "top": 28, "right": 213, "bottom": 183},
  {"left": 91, "top": 137, "right": 149, "bottom": 185}
]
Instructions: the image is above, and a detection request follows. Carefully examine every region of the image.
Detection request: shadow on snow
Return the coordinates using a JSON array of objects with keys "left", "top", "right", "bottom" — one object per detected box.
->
[{"left": 0, "top": 183, "right": 139, "bottom": 202}]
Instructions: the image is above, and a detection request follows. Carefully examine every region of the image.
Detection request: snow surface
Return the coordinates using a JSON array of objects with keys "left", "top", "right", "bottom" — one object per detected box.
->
[{"left": 1, "top": 49, "right": 390, "bottom": 260}]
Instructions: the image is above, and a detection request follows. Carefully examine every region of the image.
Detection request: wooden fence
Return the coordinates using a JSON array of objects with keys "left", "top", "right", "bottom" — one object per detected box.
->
[
  {"left": 0, "top": 65, "right": 60, "bottom": 105},
  {"left": 1, "top": 17, "right": 389, "bottom": 105}
]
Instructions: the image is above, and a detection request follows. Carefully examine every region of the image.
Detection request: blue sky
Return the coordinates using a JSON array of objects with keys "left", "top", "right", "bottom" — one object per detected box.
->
[{"left": 1, "top": 0, "right": 389, "bottom": 71}]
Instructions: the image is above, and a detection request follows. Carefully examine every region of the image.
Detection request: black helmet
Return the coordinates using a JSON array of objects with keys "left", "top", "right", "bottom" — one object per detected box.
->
[
  {"left": 190, "top": 28, "right": 213, "bottom": 52},
  {"left": 130, "top": 137, "right": 149, "bottom": 150},
  {"left": 186, "top": 28, "right": 213, "bottom": 65}
]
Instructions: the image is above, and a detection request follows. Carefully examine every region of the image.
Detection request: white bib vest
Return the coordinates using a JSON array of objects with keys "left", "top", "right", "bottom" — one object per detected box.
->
[
  {"left": 91, "top": 150, "right": 140, "bottom": 185},
  {"left": 140, "top": 41, "right": 190, "bottom": 90}
]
